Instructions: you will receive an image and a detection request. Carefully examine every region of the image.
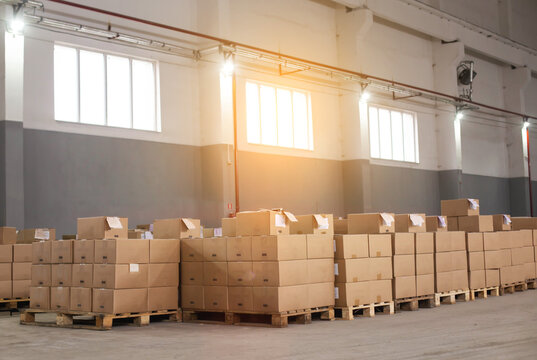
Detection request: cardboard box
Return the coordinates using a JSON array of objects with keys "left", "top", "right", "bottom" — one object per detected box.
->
[
  {"left": 226, "top": 236, "right": 252, "bottom": 261},
  {"left": 202, "top": 228, "right": 215, "bottom": 238},
  {"left": 393, "top": 276, "right": 416, "bottom": 299},
  {"left": 0, "top": 244, "right": 12, "bottom": 263},
  {"left": 73, "top": 240, "right": 95, "bottom": 264},
  {"left": 369, "top": 280, "right": 392, "bottom": 303},
  {"left": 70, "top": 287, "right": 92, "bottom": 312},
  {"left": 468, "top": 252, "right": 485, "bottom": 271},
  {"left": 18, "top": 228, "right": 56, "bottom": 243},
  {"left": 483, "top": 232, "right": 501, "bottom": 251},
  {"left": 534, "top": 230, "right": 537, "bottom": 246},
  {"left": 92, "top": 288, "right": 148, "bottom": 314},
  {"left": 466, "top": 233, "right": 484, "bottom": 252},
  {"left": 453, "top": 270, "right": 469, "bottom": 290},
  {"left": 391, "top": 233, "right": 415, "bottom": 255},
  {"left": 50, "top": 287, "right": 70, "bottom": 311},
  {"left": 153, "top": 218, "right": 200, "bottom": 239},
  {"left": 149, "top": 263, "right": 179, "bottom": 287},
  {"left": 334, "top": 235, "right": 369, "bottom": 259},
  {"left": 348, "top": 213, "right": 395, "bottom": 234},
  {"left": 334, "top": 218, "right": 348, "bottom": 234},
  {"left": 498, "top": 232, "right": 512, "bottom": 249},
  {"left": 519, "top": 230, "right": 533, "bottom": 247},
  {"left": 94, "top": 239, "right": 149, "bottom": 264},
  {"left": 334, "top": 281, "right": 369, "bottom": 307},
  {"left": 468, "top": 270, "right": 486, "bottom": 289},
  {"left": 13, "top": 244, "right": 32, "bottom": 262},
  {"left": 222, "top": 218, "right": 236, "bottom": 237},
  {"left": 12, "top": 280, "right": 30, "bottom": 298},
  {"left": 0, "top": 227, "right": 16, "bottom": 244},
  {"left": 51, "top": 264, "right": 71, "bottom": 286},
  {"left": 369, "top": 234, "right": 392, "bottom": 257},
  {"left": 0, "top": 263, "right": 11, "bottom": 281},
  {"left": 51, "top": 240, "right": 73, "bottom": 264},
  {"left": 236, "top": 210, "right": 297, "bottom": 236},
  {"left": 492, "top": 214, "right": 512, "bottom": 231},
  {"left": 512, "top": 264, "right": 525, "bottom": 283},
  {"left": 441, "top": 199, "right": 480, "bottom": 216},
  {"left": 434, "top": 232, "right": 466, "bottom": 252},
  {"left": 227, "top": 286, "right": 253, "bottom": 312},
  {"left": 425, "top": 216, "right": 447, "bottom": 232},
  {"left": 72, "top": 264, "right": 93, "bottom": 288},
  {"left": 523, "top": 262, "right": 536, "bottom": 280},
  {"left": 308, "top": 258, "right": 335, "bottom": 283},
  {"left": 252, "top": 260, "right": 308, "bottom": 286},
  {"left": 180, "top": 238, "right": 203, "bottom": 262},
  {"left": 306, "top": 234, "right": 334, "bottom": 259},
  {"left": 452, "top": 251, "right": 468, "bottom": 271},
  {"left": 0, "top": 280, "right": 11, "bottom": 298},
  {"left": 148, "top": 287, "right": 178, "bottom": 311},
  {"left": 447, "top": 217, "right": 458, "bottom": 231},
  {"left": 32, "top": 241, "right": 51, "bottom": 264},
  {"left": 203, "top": 262, "right": 228, "bottom": 286},
  {"left": 511, "top": 217, "right": 537, "bottom": 230},
  {"left": 393, "top": 255, "right": 415, "bottom": 277},
  {"left": 128, "top": 229, "right": 145, "bottom": 239},
  {"left": 290, "top": 214, "right": 334, "bottom": 236},
  {"left": 415, "top": 233, "right": 434, "bottom": 254},
  {"left": 308, "top": 282, "right": 335, "bottom": 308},
  {"left": 252, "top": 285, "right": 308, "bottom": 312},
  {"left": 31, "top": 264, "right": 50, "bottom": 286},
  {"left": 203, "top": 237, "right": 227, "bottom": 262},
  {"left": 77, "top": 217, "right": 128, "bottom": 240},
  {"left": 511, "top": 247, "right": 534, "bottom": 265},
  {"left": 369, "top": 257, "right": 393, "bottom": 280},
  {"left": 435, "top": 271, "right": 452, "bottom": 292},
  {"left": 435, "top": 252, "right": 452, "bottom": 273},
  {"left": 394, "top": 214, "right": 426, "bottom": 233},
  {"left": 62, "top": 234, "right": 77, "bottom": 240},
  {"left": 251, "top": 235, "right": 307, "bottom": 261},
  {"left": 93, "top": 264, "right": 149, "bottom": 289},
  {"left": 180, "top": 262, "right": 203, "bottom": 285},
  {"left": 30, "top": 286, "right": 49, "bottom": 310},
  {"left": 149, "top": 239, "right": 180, "bottom": 263},
  {"left": 180, "top": 285, "right": 204, "bottom": 310},
  {"left": 499, "top": 266, "right": 513, "bottom": 285},
  {"left": 484, "top": 250, "right": 509, "bottom": 269},
  {"left": 457, "top": 216, "right": 493, "bottom": 233},
  {"left": 227, "top": 262, "right": 254, "bottom": 286},
  {"left": 485, "top": 269, "right": 500, "bottom": 287},
  {"left": 334, "top": 258, "right": 369, "bottom": 283},
  {"left": 203, "top": 286, "right": 228, "bottom": 311},
  {"left": 416, "top": 253, "right": 434, "bottom": 275},
  {"left": 416, "top": 273, "right": 434, "bottom": 296}
]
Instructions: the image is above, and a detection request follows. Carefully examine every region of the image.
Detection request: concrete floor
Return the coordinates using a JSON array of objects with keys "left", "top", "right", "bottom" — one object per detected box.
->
[{"left": 1, "top": 291, "right": 537, "bottom": 360}]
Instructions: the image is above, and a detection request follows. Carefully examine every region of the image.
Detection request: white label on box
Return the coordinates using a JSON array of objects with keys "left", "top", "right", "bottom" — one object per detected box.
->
[
  {"left": 410, "top": 214, "right": 424, "bottom": 226},
  {"left": 129, "top": 264, "right": 139, "bottom": 273},
  {"left": 380, "top": 213, "right": 394, "bottom": 226},
  {"left": 275, "top": 214, "right": 286, "bottom": 227},
  {"left": 284, "top": 211, "right": 298, "bottom": 222},
  {"left": 468, "top": 199, "right": 479, "bottom": 210},
  {"left": 149, "top": 223, "right": 154, "bottom": 232},
  {"left": 106, "top": 217, "right": 123, "bottom": 229},
  {"left": 334, "top": 263, "right": 339, "bottom": 276},
  {"left": 334, "top": 287, "right": 339, "bottom": 300},
  {"left": 144, "top": 231, "right": 153, "bottom": 239},
  {"left": 34, "top": 228, "right": 50, "bottom": 240},
  {"left": 503, "top": 215, "right": 512, "bottom": 225},
  {"left": 182, "top": 218, "right": 196, "bottom": 230},
  {"left": 314, "top": 214, "right": 330, "bottom": 229},
  {"left": 214, "top": 228, "right": 223, "bottom": 237},
  {"left": 438, "top": 216, "right": 447, "bottom": 228}
]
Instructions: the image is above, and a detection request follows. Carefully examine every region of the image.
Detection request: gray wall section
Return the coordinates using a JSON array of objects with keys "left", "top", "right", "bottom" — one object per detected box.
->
[
  {"left": 461, "top": 173, "right": 511, "bottom": 215},
  {"left": 342, "top": 159, "right": 365, "bottom": 214},
  {"left": 509, "top": 177, "right": 531, "bottom": 216},
  {"left": 0, "top": 121, "right": 5, "bottom": 225},
  {"left": 438, "top": 170, "right": 462, "bottom": 200},
  {"left": 0, "top": 120, "right": 24, "bottom": 228}
]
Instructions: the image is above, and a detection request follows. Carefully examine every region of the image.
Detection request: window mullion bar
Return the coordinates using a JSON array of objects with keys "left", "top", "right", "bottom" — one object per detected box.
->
[
  {"left": 275, "top": 87, "right": 278, "bottom": 147},
  {"left": 77, "top": 48, "right": 81, "bottom": 123},
  {"left": 130, "top": 58, "right": 134, "bottom": 129},
  {"left": 104, "top": 53, "right": 108, "bottom": 126},
  {"left": 291, "top": 91, "right": 295, "bottom": 148},
  {"left": 258, "top": 85, "right": 262, "bottom": 144}
]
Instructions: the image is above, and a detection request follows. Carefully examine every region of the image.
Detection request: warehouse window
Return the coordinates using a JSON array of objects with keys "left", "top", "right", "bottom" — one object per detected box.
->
[
  {"left": 368, "top": 105, "right": 419, "bottom": 163},
  {"left": 54, "top": 44, "right": 160, "bottom": 131},
  {"left": 245, "top": 81, "right": 313, "bottom": 150}
]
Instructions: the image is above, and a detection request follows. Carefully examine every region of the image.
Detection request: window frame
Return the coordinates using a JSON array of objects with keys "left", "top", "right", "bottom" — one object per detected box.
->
[
  {"left": 245, "top": 79, "right": 314, "bottom": 151},
  {"left": 53, "top": 42, "right": 160, "bottom": 132},
  {"left": 367, "top": 103, "right": 420, "bottom": 164}
]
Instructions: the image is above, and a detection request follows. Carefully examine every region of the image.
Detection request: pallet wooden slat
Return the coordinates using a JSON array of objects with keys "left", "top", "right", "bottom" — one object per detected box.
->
[
  {"left": 434, "top": 290, "right": 470, "bottom": 306},
  {"left": 500, "top": 281, "right": 527, "bottom": 295},
  {"left": 0, "top": 298, "right": 30, "bottom": 312},
  {"left": 394, "top": 295, "right": 435, "bottom": 312},
  {"left": 335, "top": 301, "right": 394, "bottom": 320},
  {"left": 469, "top": 286, "right": 500, "bottom": 301},
  {"left": 526, "top": 278, "right": 536, "bottom": 290}
]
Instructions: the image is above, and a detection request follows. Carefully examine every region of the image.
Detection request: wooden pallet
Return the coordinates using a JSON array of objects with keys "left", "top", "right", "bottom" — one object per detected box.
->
[
  {"left": 526, "top": 278, "right": 537, "bottom": 290},
  {"left": 335, "top": 301, "right": 394, "bottom": 320},
  {"left": 0, "top": 298, "right": 30, "bottom": 312},
  {"left": 434, "top": 289, "right": 470, "bottom": 306},
  {"left": 20, "top": 308, "right": 181, "bottom": 330},
  {"left": 394, "top": 295, "right": 435, "bottom": 312},
  {"left": 500, "top": 281, "right": 527, "bottom": 295},
  {"left": 182, "top": 306, "right": 334, "bottom": 328},
  {"left": 470, "top": 286, "right": 500, "bottom": 301}
]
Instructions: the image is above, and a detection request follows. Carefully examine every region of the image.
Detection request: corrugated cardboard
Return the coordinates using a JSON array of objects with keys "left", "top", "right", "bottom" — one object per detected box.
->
[
  {"left": 457, "top": 216, "right": 493, "bottom": 233},
  {"left": 93, "top": 264, "right": 149, "bottom": 289},
  {"left": 512, "top": 264, "right": 525, "bottom": 283},
  {"left": 334, "top": 281, "right": 369, "bottom": 307},
  {"left": 511, "top": 217, "right": 537, "bottom": 230},
  {"left": 290, "top": 214, "right": 334, "bottom": 236},
  {"left": 0, "top": 227, "right": 16, "bottom": 245},
  {"left": 236, "top": 210, "right": 294, "bottom": 236},
  {"left": 226, "top": 236, "right": 252, "bottom": 261},
  {"left": 492, "top": 214, "right": 512, "bottom": 231},
  {"left": 153, "top": 218, "right": 201, "bottom": 239},
  {"left": 94, "top": 239, "right": 149, "bottom": 264},
  {"left": 510, "top": 230, "right": 530, "bottom": 248},
  {"left": 18, "top": 228, "right": 56, "bottom": 243},
  {"left": 416, "top": 253, "right": 434, "bottom": 275},
  {"left": 62, "top": 235, "right": 77, "bottom": 240},
  {"left": 485, "top": 269, "right": 500, "bottom": 287},
  {"left": 511, "top": 247, "right": 534, "bottom": 265},
  {"left": 394, "top": 214, "right": 426, "bottom": 233},
  {"left": 520, "top": 230, "right": 533, "bottom": 247},
  {"left": 435, "top": 271, "right": 453, "bottom": 293},
  {"left": 13, "top": 244, "right": 32, "bottom": 262},
  {"left": 148, "top": 287, "right": 178, "bottom": 311},
  {"left": 31, "top": 265, "right": 50, "bottom": 286},
  {"left": 251, "top": 235, "right": 307, "bottom": 261},
  {"left": 483, "top": 232, "right": 501, "bottom": 251},
  {"left": 149, "top": 263, "right": 179, "bottom": 287},
  {"left": 416, "top": 274, "right": 434, "bottom": 296},
  {"left": 51, "top": 264, "right": 71, "bottom": 287},
  {"left": 348, "top": 213, "right": 395, "bottom": 234},
  {"left": 452, "top": 251, "right": 468, "bottom": 271},
  {"left": 393, "top": 255, "right": 415, "bottom": 277},
  {"left": 0, "top": 245, "right": 12, "bottom": 263},
  {"left": 391, "top": 233, "right": 415, "bottom": 255},
  {"left": 77, "top": 217, "right": 128, "bottom": 240},
  {"left": 228, "top": 286, "right": 254, "bottom": 312},
  {"left": 203, "top": 237, "right": 227, "bottom": 262},
  {"left": 484, "top": 250, "right": 510, "bottom": 269},
  {"left": 334, "top": 235, "right": 369, "bottom": 259},
  {"left": 252, "top": 285, "right": 308, "bottom": 312},
  {"left": 434, "top": 232, "right": 466, "bottom": 252},
  {"left": 92, "top": 288, "right": 148, "bottom": 314},
  {"left": 72, "top": 264, "right": 93, "bottom": 288},
  {"left": 12, "top": 280, "right": 30, "bottom": 298},
  {"left": 222, "top": 218, "right": 236, "bottom": 237},
  {"left": 441, "top": 199, "right": 480, "bottom": 216},
  {"left": 369, "top": 280, "right": 392, "bottom": 303},
  {"left": 181, "top": 285, "right": 204, "bottom": 310},
  {"left": 0, "top": 263, "right": 10, "bottom": 281},
  {"left": 425, "top": 216, "right": 447, "bottom": 232},
  {"left": 203, "top": 262, "right": 228, "bottom": 286},
  {"left": 203, "top": 286, "right": 228, "bottom": 311},
  {"left": 435, "top": 252, "right": 452, "bottom": 273},
  {"left": 306, "top": 234, "right": 334, "bottom": 259},
  {"left": 180, "top": 262, "right": 203, "bottom": 285},
  {"left": 415, "top": 233, "right": 434, "bottom": 254},
  {"left": 252, "top": 260, "right": 308, "bottom": 286},
  {"left": 498, "top": 232, "right": 512, "bottom": 249},
  {"left": 468, "top": 270, "right": 486, "bottom": 289},
  {"left": 369, "top": 234, "right": 392, "bottom": 257},
  {"left": 523, "top": 262, "right": 536, "bottom": 280},
  {"left": 203, "top": 228, "right": 215, "bottom": 238},
  {"left": 32, "top": 241, "right": 51, "bottom": 264},
  {"left": 128, "top": 230, "right": 144, "bottom": 239},
  {"left": 499, "top": 266, "right": 513, "bottom": 285},
  {"left": 369, "top": 257, "right": 393, "bottom": 280},
  {"left": 0, "top": 280, "right": 11, "bottom": 298},
  {"left": 334, "top": 218, "right": 348, "bottom": 234},
  {"left": 70, "top": 287, "right": 92, "bottom": 312},
  {"left": 30, "top": 286, "right": 50, "bottom": 310},
  {"left": 51, "top": 240, "right": 74, "bottom": 264},
  {"left": 466, "top": 233, "right": 484, "bottom": 252},
  {"left": 534, "top": 230, "right": 537, "bottom": 246},
  {"left": 149, "top": 239, "right": 180, "bottom": 263},
  {"left": 308, "top": 282, "right": 335, "bottom": 308},
  {"left": 73, "top": 240, "right": 95, "bottom": 264},
  {"left": 227, "top": 262, "right": 254, "bottom": 286},
  {"left": 393, "top": 276, "right": 416, "bottom": 299},
  {"left": 50, "top": 287, "right": 70, "bottom": 311},
  {"left": 334, "top": 258, "right": 369, "bottom": 283},
  {"left": 180, "top": 238, "right": 203, "bottom": 262},
  {"left": 468, "top": 252, "right": 485, "bottom": 271},
  {"left": 447, "top": 217, "right": 458, "bottom": 231},
  {"left": 308, "top": 259, "right": 335, "bottom": 283}
]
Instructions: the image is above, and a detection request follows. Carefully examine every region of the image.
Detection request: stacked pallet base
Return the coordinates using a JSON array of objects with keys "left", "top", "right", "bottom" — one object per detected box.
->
[{"left": 0, "top": 297, "right": 29, "bottom": 312}]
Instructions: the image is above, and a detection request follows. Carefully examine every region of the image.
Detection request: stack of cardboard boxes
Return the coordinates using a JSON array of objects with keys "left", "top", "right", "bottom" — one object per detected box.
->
[
  {"left": 392, "top": 214, "right": 423, "bottom": 299},
  {"left": 500, "top": 230, "right": 533, "bottom": 286},
  {"left": 433, "top": 230, "right": 468, "bottom": 293},
  {"left": 0, "top": 228, "right": 32, "bottom": 299}
]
